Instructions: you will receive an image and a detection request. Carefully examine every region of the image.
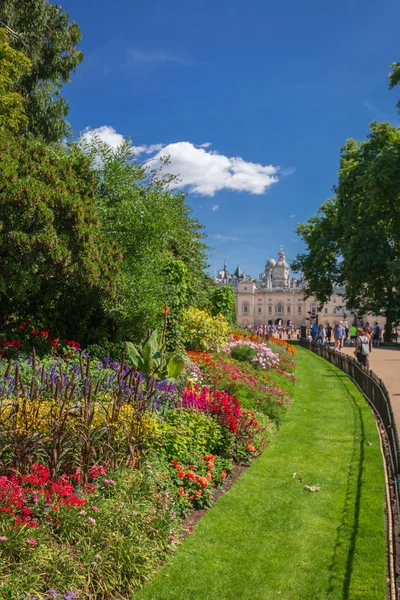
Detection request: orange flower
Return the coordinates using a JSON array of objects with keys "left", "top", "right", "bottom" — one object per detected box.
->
[
  {"left": 179, "top": 487, "right": 185, "bottom": 497},
  {"left": 220, "top": 470, "right": 227, "bottom": 480},
  {"left": 207, "top": 462, "right": 214, "bottom": 471},
  {"left": 206, "top": 473, "right": 212, "bottom": 481},
  {"left": 195, "top": 490, "right": 202, "bottom": 497}
]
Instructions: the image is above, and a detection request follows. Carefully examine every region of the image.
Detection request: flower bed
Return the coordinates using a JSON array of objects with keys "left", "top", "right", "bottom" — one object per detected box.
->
[{"left": 0, "top": 335, "right": 297, "bottom": 598}]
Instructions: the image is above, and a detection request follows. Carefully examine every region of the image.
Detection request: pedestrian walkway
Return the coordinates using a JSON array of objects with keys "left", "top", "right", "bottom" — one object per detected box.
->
[
  {"left": 137, "top": 348, "right": 386, "bottom": 600},
  {"left": 341, "top": 345, "right": 400, "bottom": 426}
]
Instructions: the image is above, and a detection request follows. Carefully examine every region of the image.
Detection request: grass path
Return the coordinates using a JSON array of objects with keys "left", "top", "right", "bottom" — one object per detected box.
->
[{"left": 136, "top": 348, "right": 387, "bottom": 600}]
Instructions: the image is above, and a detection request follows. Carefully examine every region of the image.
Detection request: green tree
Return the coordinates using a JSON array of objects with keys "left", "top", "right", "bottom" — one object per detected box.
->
[
  {"left": 0, "top": 129, "right": 121, "bottom": 340},
  {"left": 79, "top": 136, "right": 211, "bottom": 342},
  {"left": 293, "top": 122, "right": 400, "bottom": 340},
  {"left": 389, "top": 62, "right": 400, "bottom": 111},
  {"left": 210, "top": 285, "right": 237, "bottom": 325},
  {"left": 0, "top": 28, "right": 31, "bottom": 131},
  {"left": 0, "top": 0, "right": 83, "bottom": 142}
]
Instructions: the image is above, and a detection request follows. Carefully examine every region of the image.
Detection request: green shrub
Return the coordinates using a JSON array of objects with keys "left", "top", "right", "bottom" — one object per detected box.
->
[
  {"left": 230, "top": 344, "right": 257, "bottom": 363},
  {"left": 146, "top": 409, "right": 224, "bottom": 461},
  {"left": 182, "top": 307, "right": 230, "bottom": 351}
]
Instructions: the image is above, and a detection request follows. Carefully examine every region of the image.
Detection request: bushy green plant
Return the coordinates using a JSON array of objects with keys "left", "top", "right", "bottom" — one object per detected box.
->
[
  {"left": 85, "top": 341, "right": 125, "bottom": 361},
  {"left": 147, "top": 409, "right": 223, "bottom": 461},
  {"left": 230, "top": 344, "right": 258, "bottom": 363},
  {"left": 210, "top": 285, "right": 237, "bottom": 325},
  {"left": 182, "top": 307, "right": 230, "bottom": 351}
]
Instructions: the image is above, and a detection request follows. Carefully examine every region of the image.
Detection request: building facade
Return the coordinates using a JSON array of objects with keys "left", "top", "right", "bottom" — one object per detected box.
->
[{"left": 216, "top": 247, "right": 385, "bottom": 330}]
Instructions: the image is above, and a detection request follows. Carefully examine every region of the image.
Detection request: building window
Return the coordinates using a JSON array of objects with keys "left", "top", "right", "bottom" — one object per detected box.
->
[
  {"left": 244, "top": 287, "right": 248, "bottom": 291},
  {"left": 258, "top": 307, "right": 262, "bottom": 314},
  {"left": 324, "top": 308, "right": 328, "bottom": 314},
  {"left": 268, "top": 306, "right": 272, "bottom": 314},
  {"left": 258, "top": 298, "right": 262, "bottom": 302},
  {"left": 242, "top": 302, "right": 249, "bottom": 314},
  {"left": 298, "top": 305, "right": 302, "bottom": 314},
  {"left": 287, "top": 305, "right": 291, "bottom": 314},
  {"left": 311, "top": 306, "right": 317, "bottom": 314},
  {"left": 276, "top": 303, "right": 283, "bottom": 314}
]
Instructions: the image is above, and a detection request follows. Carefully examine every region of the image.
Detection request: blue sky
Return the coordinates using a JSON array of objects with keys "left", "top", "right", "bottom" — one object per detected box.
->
[{"left": 63, "top": 0, "right": 400, "bottom": 278}]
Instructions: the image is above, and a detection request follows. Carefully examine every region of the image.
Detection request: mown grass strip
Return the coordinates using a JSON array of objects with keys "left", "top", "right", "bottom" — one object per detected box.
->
[{"left": 136, "top": 347, "right": 387, "bottom": 600}]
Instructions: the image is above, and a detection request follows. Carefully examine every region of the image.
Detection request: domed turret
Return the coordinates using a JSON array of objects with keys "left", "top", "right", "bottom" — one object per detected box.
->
[{"left": 266, "top": 257, "right": 276, "bottom": 269}]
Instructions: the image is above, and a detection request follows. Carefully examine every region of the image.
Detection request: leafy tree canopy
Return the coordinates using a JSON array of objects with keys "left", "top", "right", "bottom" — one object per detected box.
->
[
  {"left": 0, "top": 129, "right": 121, "bottom": 339},
  {"left": 389, "top": 61, "right": 400, "bottom": 111},
  {"left": 78, "top": 136, "right": 212, "bottom": 342},
  {"left": 0, "top": 0, "right": 83, "bottom": 142},
  {"left": 210, "top": 285, "right": 237, "bottom": 325},
  {"left": 0, "top": 28, "right": 31, "bottom": 132},
  {"left": 293, "top": 121, "right": 400, "bottom": 334}
]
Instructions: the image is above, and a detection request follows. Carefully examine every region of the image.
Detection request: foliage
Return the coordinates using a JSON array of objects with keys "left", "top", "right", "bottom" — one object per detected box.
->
[
  {"left": 0, "top": 130, "right": 121, "bottom": 341},
  {"left": 169, "top": 455, "right": 232, "bottom": 513},
  {"left": 230, "top": 344, "right": 258, "bottom": 363},
  {"left": 0, "top": 321, "right": 80, "bottom": 359},
  {"left": 182, "top": 307, "right": 230, "bottom": 351},
  {"left": 389, "top": 61, "right": 400, "bottom": 111},
  {"left": 147, "top": 409, "right": 224, "bottom": 462},
  {"left": 0, "top": 28, "right": 31, "bottom": 132},
  {"left": 78, "top": 137, "right": 212, "bottom": 343},
  {"left": 0, "top": 0, "right": 83, "bottom": 142},
  {"left": 293, "top": 122, "right": 400, "bottom": 337},
  {"left": 126, "top": 328, "right": 185, "bottom": 382},
  {"left": 188, "top": 350, "right": 292, "bottom": 426},
  {"left": 224, "top": 338, "right": 280, "bottom": 369},
  {"left": 210, "top": 285, "right": 237, "bottom": 325}
]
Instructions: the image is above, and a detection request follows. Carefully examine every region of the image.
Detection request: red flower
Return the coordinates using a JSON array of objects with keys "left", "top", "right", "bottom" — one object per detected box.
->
[{"left": 177, "top": 471, "right": 185, "bottom": 479}]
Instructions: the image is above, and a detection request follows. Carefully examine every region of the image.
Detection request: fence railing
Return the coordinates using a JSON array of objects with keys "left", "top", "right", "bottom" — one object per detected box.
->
[{"left": 299, "top": 337, "right": 400, "bottom": 494}]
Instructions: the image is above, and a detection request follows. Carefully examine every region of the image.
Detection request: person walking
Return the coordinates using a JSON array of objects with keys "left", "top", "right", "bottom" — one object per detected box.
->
[
  {"left": 354, "top": 328, "right": 370, "bottom": 369},
  {"left": 349, "top": 324, "right": 357, "bottom": 346},
  {"left": 373, "top": 322, "right": 381, "bottom": 348},
  {"left": 334, "top": 321, "right": 345, "bottom": 351},
  {"left": 311, "top": 322, "right": 319, "bottom": 342},
  {"left": 317, "top": 324, "right": 325, "bottom": 344},
  {"left": 326, "top": 324, "right": 332, "bottom": 344}
]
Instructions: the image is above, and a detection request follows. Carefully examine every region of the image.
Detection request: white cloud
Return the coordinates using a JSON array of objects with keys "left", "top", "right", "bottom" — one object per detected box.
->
[
  {"left": 290, "top": 214, "right": 296, "bottom": 218},
  {"left": 212, "top": 204, "right": 220, "bottom": 211},
  {"left": 80, "top": 128, "right": 280, "bottom": 197},
  {"left": 133, "top": 143, "right": 164, "bottom": 155},
  {"left": 199, "top": 142, "right": 212, "bottom": 148},
  {"left": 80, "top": 125, "right": 125, "bottom": 150},
  {"left": 145, "top": 142, "right": 279, "bottom": 196}
]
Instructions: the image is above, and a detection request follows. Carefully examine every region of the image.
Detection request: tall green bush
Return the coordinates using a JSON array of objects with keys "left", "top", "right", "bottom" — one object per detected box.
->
[{"left": 0, "top": 130, "right": 121, "bottom": 340}]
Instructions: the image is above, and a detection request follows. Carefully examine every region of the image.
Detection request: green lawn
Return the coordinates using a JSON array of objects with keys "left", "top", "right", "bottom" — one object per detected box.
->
[{"left": 136, "top": 348, "right": 387, "bottom": 600}]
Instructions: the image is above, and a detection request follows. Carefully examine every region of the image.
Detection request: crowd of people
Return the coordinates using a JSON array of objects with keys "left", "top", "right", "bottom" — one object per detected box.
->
[{"left": 307, "top": 321, "right": 383, "bottom": 370}]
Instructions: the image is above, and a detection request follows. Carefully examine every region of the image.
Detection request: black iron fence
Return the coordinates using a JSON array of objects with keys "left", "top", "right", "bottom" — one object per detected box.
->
[{"left": 299, "top": 338, "right": 400, "bottom": 493}]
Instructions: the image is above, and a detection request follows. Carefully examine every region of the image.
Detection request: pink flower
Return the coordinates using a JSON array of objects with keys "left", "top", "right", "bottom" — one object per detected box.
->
[
  {"left": 27, "top": 539, "right": 37, "bottom": 546},
  {"left": 103, "top": 479, "right": 116, "bottom": 485},
  {"left": 88, "top": 517, "right": 96, "bottom": 525},
  {"left": 91, "top": 506, "right": 99, "bottom": 511},
  {"left": 168, "top": 535, "right": 175, "bottom": 541},
  {"left": 0, "top": 536, "right": 8, "bottom": 542}
]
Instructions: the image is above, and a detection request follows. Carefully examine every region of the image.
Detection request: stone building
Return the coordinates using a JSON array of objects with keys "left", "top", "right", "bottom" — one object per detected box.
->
[{"left": 216, "top": 247, "right": 385, "bottom": 330}]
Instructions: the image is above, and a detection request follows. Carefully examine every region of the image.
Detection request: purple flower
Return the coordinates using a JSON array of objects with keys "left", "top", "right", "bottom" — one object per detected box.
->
[{"left": 49, "top": 590, "right": 58, "bottom": 598}]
